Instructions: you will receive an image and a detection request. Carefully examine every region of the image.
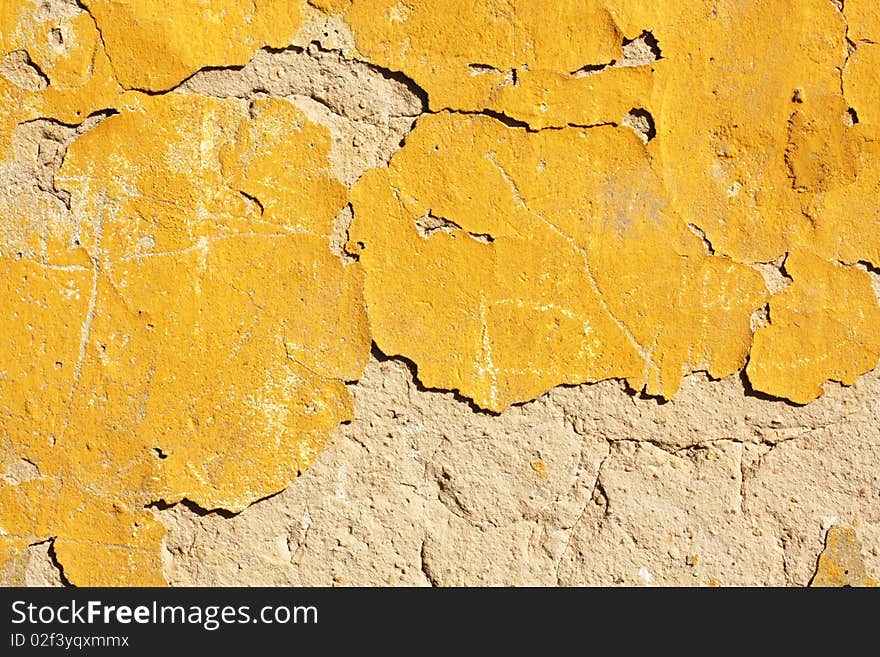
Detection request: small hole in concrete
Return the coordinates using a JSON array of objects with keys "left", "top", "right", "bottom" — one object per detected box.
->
[{"left": 846, "top": 107, "right": 859, "bottom": 126}]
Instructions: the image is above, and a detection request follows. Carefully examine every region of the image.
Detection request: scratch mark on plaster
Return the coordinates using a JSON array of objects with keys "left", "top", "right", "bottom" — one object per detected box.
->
[
  {"left": 554, "top": 441, "right": 611, "bottom": 583},
  {"left": 485, "top": 150, "right": 651, "bottom": 369},
  {"left": 477, "top": 296, "right": 499, "bottom": 410}
]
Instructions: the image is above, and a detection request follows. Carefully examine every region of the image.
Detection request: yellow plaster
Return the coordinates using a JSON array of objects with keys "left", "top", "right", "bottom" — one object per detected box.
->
[
  {"left": 349, "top": 113, "right": 767, "bottom": 411},
  {"left": 346, "top": 0, "right": 880, "bottom": 409},
  {"left": 1, "top": 1, "right": 122, "bottom": 125},
  {"left": 1, "top": 2, "right": 122, "bottom": 268},
  {"left": 611, "top": 0, "right": 849, "bottom": 264},
  {"left": 79, "top": 0, "right": 304, "bottom": 92},
  {"left": 345, "top": 0, "right": 648, "bottom": 129},
  {"left": 0, "top": 93, "right": 368, "bottom": 584},
  {"left": 810, "top": 526, "right": 877, "bottom": 587},
  {"left": 747, "top": 253, "right": 880, "bottom": 405},
  {"left": 843, "top": 45, "right": 880, "bottom": 130},
  {"left": 844, "top": 0, "right": 880, "bottom": 42},
  {"left": 2, "top": 0, "right": 880, "bottom": 585}
]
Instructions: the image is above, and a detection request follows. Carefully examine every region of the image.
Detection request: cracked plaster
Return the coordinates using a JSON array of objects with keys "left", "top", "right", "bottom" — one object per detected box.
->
[{"left": 1, "top": 0, "right": 878, "bottom": 586}]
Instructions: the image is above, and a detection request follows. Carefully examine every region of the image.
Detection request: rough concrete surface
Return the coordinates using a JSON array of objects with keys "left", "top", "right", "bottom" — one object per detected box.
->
[{"left": 1, "top": 1, "right": 879, "bottom": 586}]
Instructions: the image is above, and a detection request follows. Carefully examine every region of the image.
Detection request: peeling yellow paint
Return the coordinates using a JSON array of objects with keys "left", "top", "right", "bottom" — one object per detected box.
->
[
  {"left": 810, "top": 526, "right": 877, "bottom": 587},
  {"left": 2, "top": 0, "right": 880, "bottom": 586},
  {"left": 1, "top": 2, "right": 123, "bottom": 270},
  {"left": 346, "top": 0, "right": 649, "bottom": 129},
  {"left": 811, "top": 135, "right": 880, "bottom": 269},
  {"left": 843, "top": 45, "right": 880, "bottom": 130},
  {"left": 79, "top": 0, "right": 303, "bottom": 92},
  {"left": 346, "top": 0, "right": 880, "bottom": 408},
  {"left": 844, "top": 0, "right": 880, "bottom": 42},
  {"left": 0, "top": 93, "right": 368, "bottom": 584},
  {"left": 0, "top": 1, "right": 122, "bottom": 125},
  {"left": 349, "top": 113, "right": 766, "bottom": 411},
  {"left": 747, "top": 253, "right": 880, "bottom": 404},
  {"left": 613, "top": 1, "right": 848, "bottom": 264}
]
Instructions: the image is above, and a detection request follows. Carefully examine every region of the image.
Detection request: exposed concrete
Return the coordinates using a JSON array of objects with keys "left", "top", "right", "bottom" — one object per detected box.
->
[{"left": 158, "top": 357, "right": 880, "bottom": 586}]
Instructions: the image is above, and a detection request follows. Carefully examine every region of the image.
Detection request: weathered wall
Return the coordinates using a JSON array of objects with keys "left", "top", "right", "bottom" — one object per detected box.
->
[{"left": 1, "top": 0, "right": 878, "bottom": 586}]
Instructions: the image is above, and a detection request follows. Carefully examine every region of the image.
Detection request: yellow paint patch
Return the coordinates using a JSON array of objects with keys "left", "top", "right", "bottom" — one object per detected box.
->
[
  {"left": 79, "top": 1, "right": 303, "bottom": 92},
  {"left": 0, "top": 1, "right": 122, "bottom": 125},
  {"left": 346, "top": 0, "right": 649, "bottom": 129},
  {"left": 346, "top": 0, "right": 880, "bottom": 408},
  {"left": 810, "top": 526, "right": 877, "bottom": 587},
  {"left": 844, "top": 0, "right": 880, "bottom": 42},
  {"left": 625, "top": 0, "right": 847, "bottom": 263},
  {"left": 1, "top": 2, "right": 123, "bottom": 268},
  {"left": 843, "top": 44, "right": 880, "bottom": 130},
  {"left": 809, "top": 127, "right": 880, "bottom": 269},
  {"left": 349, "top": 113, "right": 766, "bottom": 411},
  {"left": 747, "top": 254, "right": 880, "bottom": 405},
  {"left": 0, "top": 93, "right": 369, "bottom": 584}
]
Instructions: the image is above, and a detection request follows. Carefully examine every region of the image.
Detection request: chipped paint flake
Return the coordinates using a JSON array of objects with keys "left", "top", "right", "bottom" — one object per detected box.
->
[
  {"left": 747, "top": 253, "right": 880, "bottom": 405},
  {"left": 810, "top": 526, "right": 877, "bottom": 587}
]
